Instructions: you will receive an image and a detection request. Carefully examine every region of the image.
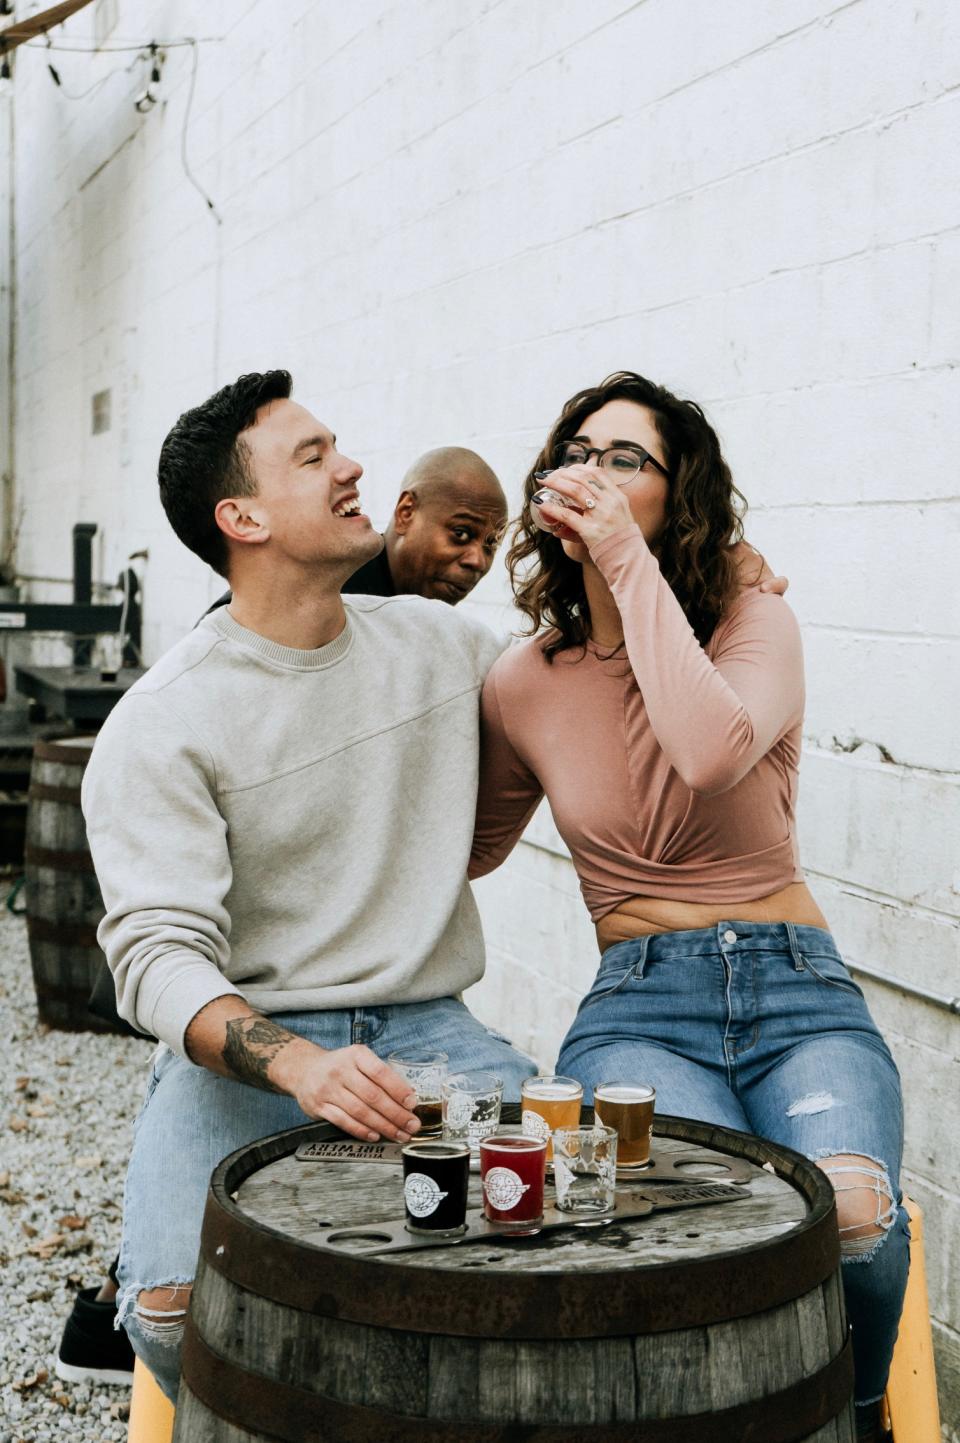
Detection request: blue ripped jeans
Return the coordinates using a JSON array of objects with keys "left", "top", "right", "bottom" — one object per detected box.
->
[
  {"left": 118, "top": 998, "right": 536, "bottom": 1403},
  {"left": 557, "top": 922, "right": 910, "bottom": 1407}
]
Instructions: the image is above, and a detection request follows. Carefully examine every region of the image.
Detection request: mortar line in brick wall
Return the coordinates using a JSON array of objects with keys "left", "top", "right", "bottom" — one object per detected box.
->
[
  {"left": 702, "top": 362, "right": 960, "bottom": 408},
  {"left": 609, "top": 0, "right": 867, "bottom": 112},
  {"left": 801, "top": 624, "right": 960, "bottom": 643},
  {"left": 618, "top": 77, "right": 960, "bottom": 201},
  {"left": 800, "top": 746, "right": 960, "bottom": 782},
  {"left": 804, "top": 870, "right": 960, "bottom": 922},
  {"left": 750, "top": 498, "right": 960, "bottom": 515},
  {"left": 843, "top": 960, "right": 960, "bottom": 1017},
  {"left": 190, "top": 0, "right": 500, "bottom": 187},
  {"left": 250, "top": 68, "right": 959, "bottom": 302},
  {"left": 382, "top": 104, "right": 956, "bottom": 302},
  {"left": 316, "top": 332, "right": 957, "bottom": 404},
  {"left": 901, "top": 1169, "right": 960, "bottom": 1207}
]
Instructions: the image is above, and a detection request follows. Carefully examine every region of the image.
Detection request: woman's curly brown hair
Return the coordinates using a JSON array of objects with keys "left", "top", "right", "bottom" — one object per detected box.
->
[{"left": 507, "top": 371, "right": 751, "bottom": 660}]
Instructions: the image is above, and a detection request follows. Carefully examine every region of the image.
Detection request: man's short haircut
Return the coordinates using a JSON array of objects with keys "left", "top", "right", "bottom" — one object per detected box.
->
[{"left": 158, "top": 369, "right": 293, "bottom": 576}]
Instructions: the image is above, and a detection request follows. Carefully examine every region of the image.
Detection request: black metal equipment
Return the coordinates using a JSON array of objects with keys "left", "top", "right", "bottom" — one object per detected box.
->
[{"left": 4, "top": 523, "right": 144, "bottom": 724}]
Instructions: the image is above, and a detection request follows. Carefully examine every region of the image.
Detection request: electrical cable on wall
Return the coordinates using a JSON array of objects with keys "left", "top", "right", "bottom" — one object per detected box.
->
[
  {"left": 45, "top": 45, "right": 140, "bottom": 99},
  {"left": 26, "top": 32, "right": 223, "bottom": 222}
]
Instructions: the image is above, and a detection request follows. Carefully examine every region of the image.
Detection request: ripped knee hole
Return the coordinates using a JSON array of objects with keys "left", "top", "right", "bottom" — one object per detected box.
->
[
  {"left": 137, "top": 1283, "right": 192, "bottom": 1322},
  {"left": 816, "top": 1153, "right": 897, "bottom": 1256}
]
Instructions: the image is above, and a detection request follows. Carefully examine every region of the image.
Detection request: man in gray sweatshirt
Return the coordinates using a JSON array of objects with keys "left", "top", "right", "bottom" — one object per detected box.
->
[{"left": 82, "top": 369, "right": 535, "bottom": 1401}]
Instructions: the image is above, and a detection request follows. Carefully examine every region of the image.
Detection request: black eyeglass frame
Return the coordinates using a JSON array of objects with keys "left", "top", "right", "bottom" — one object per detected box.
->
[{"left": 556, "top": 441, "right": 672, "bottom": 483}]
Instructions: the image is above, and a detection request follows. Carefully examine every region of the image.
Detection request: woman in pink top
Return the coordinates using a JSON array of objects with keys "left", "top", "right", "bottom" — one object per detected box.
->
[{"left": 471, "top": 372, "right": 906, "bottom": 1438}]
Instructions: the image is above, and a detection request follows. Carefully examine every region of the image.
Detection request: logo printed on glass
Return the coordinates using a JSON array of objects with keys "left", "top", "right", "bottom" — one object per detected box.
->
[
  {"left": 482, "top": 1166, "right": 530, "bottom": 1212},
  {"left": 552, "top": 1154, "right": 575, "bottom": 1196},
  {"left": 521, "top": 1108, "right": 551, "bottom": 1142},
  {"left": 446, "top": 1093, "right": 474, "bottom": 1130},
  {"left": 468, "top": 1116, "right": 499, "bottom": 1145},
  {"left": 404, "top": 1172, "right": 449, "bottom": 1218}
]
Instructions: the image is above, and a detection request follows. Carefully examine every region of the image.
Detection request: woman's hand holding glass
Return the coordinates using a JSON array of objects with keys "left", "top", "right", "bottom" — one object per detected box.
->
[{"left": 531, "top": 464, "right": 639, "bottom": 550}]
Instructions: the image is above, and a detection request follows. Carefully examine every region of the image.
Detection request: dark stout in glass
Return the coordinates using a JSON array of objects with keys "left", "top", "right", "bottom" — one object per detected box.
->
[
  {"left": 413, "top": 1099, "right": 443, "bottom": 1136},
  {"left": 402, "top": 1140, "right": 471, "bottom": 1237}
]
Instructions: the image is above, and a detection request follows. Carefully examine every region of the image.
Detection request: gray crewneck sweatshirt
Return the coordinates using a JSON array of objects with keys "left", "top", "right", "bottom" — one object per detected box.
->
[{"left": 82, "top": 598, "right": 503, "bottom": 1055}]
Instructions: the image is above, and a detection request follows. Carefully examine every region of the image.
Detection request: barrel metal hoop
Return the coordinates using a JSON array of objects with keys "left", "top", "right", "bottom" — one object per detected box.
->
[
  {"left": 34, "top": 980, "right": 99, "bottom": 1002},
  {"left": 200, "top": 1113, "right": 841, "bottom": 1339},
  {"left": 28, "top": 783, "right": 84, "bottom": 805},
  {"left": 26, "top": 914, "right": 101, "bottom": 947},
  {"left": 24, "top": 844, "right": 97, "bottom": 873},
  {"left": 31, "top": 737, "right": 97, "bottom": 764},
  {"left": 181, "top": 1315, "right": 853, "bottom": 1443}
]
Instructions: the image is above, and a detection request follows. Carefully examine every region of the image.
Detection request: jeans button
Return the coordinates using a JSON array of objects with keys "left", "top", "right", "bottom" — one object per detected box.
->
[{"left": 723, "top": 929, "right": 738, "bottom": 944}]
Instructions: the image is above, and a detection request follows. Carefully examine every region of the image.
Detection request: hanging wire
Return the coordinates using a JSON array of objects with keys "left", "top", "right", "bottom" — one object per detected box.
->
[
  {"left": 27, "top": 33, "right": 223, "bottom": 222},
  {"left": 45, "top": 47, "right": 140, "bottom": 100},
  {"left": 179, "top": 37, "right": 221, "bottom": 224},
  {"left": 23, "top": 37, "right": 222, "bottom": 53}
]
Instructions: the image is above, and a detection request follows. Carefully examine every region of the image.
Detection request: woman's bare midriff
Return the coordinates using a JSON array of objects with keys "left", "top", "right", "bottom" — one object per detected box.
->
[{"left": 595, "top": 881, "right": 829, "bottom": 951}]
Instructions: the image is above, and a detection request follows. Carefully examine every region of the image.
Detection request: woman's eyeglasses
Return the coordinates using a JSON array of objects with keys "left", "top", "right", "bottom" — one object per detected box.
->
[{"left": 536, "top": 442, "right": 671, "bottom": 484}]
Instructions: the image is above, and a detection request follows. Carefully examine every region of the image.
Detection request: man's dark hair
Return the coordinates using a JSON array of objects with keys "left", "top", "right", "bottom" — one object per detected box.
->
[{"left": 158, "top": 370, "right": 293, "bottom": 576}]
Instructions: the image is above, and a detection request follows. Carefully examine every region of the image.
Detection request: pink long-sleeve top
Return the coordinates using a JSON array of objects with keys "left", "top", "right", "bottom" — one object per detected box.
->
[{"left": 470, "top": 526, "right": 805, "bottom": 919}]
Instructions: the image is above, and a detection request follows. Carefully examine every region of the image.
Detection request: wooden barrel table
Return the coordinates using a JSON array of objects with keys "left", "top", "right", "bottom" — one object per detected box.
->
[
  {"left": 175, "top": 1108, "right": 854, "bottom": 1441},
  {"left": 24, "top": 735, "right": 114, "bottom": 1032}
]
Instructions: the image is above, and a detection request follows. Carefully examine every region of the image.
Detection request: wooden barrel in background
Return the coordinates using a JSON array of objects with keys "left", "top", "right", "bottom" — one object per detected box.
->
[
  {"left": 24, "top": 735, "right": 117, "bottom": 1033},
  {"left": 176, "top": 1110, "right": 855, "bottom": 1442}
]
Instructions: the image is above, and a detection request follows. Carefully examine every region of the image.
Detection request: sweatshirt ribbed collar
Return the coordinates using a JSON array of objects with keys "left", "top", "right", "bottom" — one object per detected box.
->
[{"left": 207, "top": 606, "right": 354, "bottom": 670}]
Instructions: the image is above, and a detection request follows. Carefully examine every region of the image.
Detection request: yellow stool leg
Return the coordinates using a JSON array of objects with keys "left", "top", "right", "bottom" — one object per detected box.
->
[
  {"left": 127, "top": 1355, "right": 175, "bottom": 1443},
  {"left": 883, "top": 1197, "right": 941, "bottom": 1443}
]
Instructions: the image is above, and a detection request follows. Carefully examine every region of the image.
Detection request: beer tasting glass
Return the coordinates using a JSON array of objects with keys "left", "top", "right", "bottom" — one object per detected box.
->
[
  {"left": 593, "top": 1082, "right": 656, "bottom": 1169},
  {"left": 387, "top": 1049, "right": 448, "bottom": 1136},
  {"left": 520, "top": 1075, "right": 583, "bottom": 1162},
  {"left": 401, "top": 1139, "right": 471, "bottom": 1238},
  {"left": 442, "top": 1070, "right": 503, "bottom": 1156},
  {"left": 552, "top": 1124, "right": 618, "bottom": 1215},
  {"left": 479, "top": 1132, "right": 547, "bottom": 1234}
]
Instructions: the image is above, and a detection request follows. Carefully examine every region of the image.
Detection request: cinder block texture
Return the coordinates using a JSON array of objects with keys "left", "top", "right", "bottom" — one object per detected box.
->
[{"left": 2, "top": 0, "right": 957, "bottom": 1430}]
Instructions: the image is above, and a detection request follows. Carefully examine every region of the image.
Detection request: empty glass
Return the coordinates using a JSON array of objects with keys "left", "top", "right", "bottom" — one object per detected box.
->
[{"left": 552, "top": 1124, "right": 618, "bottom": 1215}]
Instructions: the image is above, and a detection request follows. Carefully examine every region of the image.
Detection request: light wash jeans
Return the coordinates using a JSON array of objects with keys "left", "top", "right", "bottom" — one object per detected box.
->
[
  {"left": 117, "top": 997, "right": 536, "bottom": 1402},
  {"left": 557, "top": 921, "right": 910, "bottom": 1408}
]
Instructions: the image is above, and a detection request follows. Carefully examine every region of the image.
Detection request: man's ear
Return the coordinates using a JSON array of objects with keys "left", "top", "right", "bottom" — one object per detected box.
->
[
  {"left": 393, "top": 489, "right": 418, "bottom": 535},
  {"left": 215, "top": 497, "right": 270, "bottom": 548}
]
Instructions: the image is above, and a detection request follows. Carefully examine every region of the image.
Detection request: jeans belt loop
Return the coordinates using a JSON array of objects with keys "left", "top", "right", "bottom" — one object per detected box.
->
[
  {"left": 785, "top": 921, "right": 805, "bottom": 971},
  {"left": 633, "top": 933, "right": 651, "bottom": 981}
]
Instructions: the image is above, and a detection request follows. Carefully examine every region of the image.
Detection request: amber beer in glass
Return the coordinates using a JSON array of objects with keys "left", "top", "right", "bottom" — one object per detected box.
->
[
  {"left": 593, "top": 1082, "right": 656, "bottom": 1168},
  {"left": 479, "top": 1133, "right": 547, "bottom": 1233},
  {"left": 521, "top": 1075, "right": 583, "bottom": 1162}
]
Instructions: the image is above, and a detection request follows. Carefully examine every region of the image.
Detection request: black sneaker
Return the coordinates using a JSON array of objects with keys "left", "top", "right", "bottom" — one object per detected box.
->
[{"left": 55, "top": 1287, "right": 135, "bottom": 1386}]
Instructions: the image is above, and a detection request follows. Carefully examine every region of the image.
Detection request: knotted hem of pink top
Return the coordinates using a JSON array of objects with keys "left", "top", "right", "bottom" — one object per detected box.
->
[{"left": 581, "top": 836, "right": 803, "bottom": 922}]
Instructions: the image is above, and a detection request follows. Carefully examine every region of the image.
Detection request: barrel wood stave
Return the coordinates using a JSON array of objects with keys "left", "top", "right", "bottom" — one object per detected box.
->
[{"left": 23, "top": 736, "right": 121, "bottom": 1033}]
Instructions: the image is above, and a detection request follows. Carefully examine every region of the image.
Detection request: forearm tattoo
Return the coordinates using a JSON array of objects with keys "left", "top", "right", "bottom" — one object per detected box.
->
[{"left": 222, "top": 1017, "right": 294, "bottom": 1093}]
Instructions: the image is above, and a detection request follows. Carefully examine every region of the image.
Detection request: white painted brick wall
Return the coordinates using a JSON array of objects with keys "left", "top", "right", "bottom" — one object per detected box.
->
[{"left": 2, "top": 0, "right": 957, "bottom": 1429}]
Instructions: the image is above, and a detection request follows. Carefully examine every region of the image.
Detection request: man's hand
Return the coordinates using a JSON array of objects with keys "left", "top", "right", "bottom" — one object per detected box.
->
[{"left": 185, "top": 997, "right": 420, "bottom": 1143}]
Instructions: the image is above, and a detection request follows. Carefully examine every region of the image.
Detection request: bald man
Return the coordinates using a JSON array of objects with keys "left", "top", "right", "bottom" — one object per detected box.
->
[
  {"left": 207, "top": 446, "right": 507, "bottom": 615},
  {"left": 344, "top": 446, "right": 506, "bottom": 602}
]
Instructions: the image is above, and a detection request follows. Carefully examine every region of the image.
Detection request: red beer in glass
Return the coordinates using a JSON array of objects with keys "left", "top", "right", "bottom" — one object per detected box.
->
[{"left": 479, "top": 1132, "right": 547, "bottom": 1234}]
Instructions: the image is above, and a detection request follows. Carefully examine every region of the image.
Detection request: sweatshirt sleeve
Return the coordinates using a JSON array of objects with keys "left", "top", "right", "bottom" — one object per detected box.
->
[
  {"left": 590, "top": 526, "right": 805, "bottom": 797},
  {"left": 469, "top": 663, "right": 544, "bottom": 879},
  {"left": 82, "top": 691, "right": 243, "bottom": 1055}
]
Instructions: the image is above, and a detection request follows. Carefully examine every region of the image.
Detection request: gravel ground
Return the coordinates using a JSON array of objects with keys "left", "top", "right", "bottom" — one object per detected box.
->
[{"left": 0, "top": 905, "right": 152, "bottom": 1441}]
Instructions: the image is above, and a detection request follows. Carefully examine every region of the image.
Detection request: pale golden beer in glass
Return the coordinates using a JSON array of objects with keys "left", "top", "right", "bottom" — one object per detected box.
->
[
  {"left": 521, "top": 1076, "right": 583, "bottom": 1162},
  {"left": 593, "top": 1082, "right": 655, "bottom": 1168}
]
